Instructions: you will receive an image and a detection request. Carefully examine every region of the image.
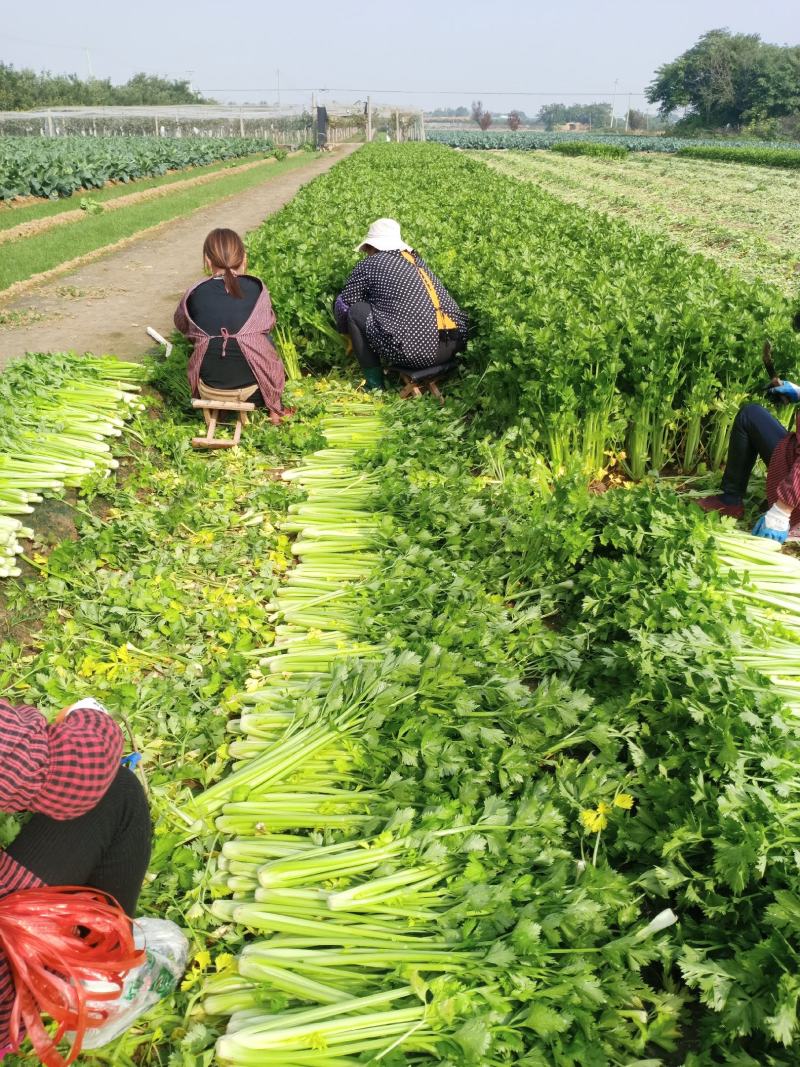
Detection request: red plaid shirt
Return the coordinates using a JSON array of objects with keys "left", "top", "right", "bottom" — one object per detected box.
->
[
  {"left": 0, "top": 700, "right": 123, "bottom": 1053},
  {"left": 767, "top": 428, "right": 800, "bottom": 527}
]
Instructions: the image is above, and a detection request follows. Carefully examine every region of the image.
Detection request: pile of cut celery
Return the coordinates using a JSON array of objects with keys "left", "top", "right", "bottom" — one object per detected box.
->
[{"left": 0, "top": 353, "right": 145, "bottom": 577}]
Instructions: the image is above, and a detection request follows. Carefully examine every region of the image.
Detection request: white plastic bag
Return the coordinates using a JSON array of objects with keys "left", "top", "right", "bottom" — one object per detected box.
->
[{"left": 80, "top": 917, "right": 189, "bottom": 1049}]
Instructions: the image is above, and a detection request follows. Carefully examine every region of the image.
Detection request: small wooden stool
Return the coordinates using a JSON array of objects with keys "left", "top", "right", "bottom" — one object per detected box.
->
[
  {"left": 191, "top": 382, "right": 258, "bottom": 449},
  {"left": 390, "top": 361, "right": 458, "bottom": 405}
]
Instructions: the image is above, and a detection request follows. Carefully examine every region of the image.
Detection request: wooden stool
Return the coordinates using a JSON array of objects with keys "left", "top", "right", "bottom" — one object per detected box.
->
[
  {"left": 191, "top": 382, "right": 258, "bottom": 449},
  {"left": 390, "top": 361, "right": 458, "bottom": 405}
]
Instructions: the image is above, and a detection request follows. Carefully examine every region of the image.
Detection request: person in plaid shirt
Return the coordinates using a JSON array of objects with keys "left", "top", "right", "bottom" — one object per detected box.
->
[
  {"left": 697, "top": 380, "right": 800, "bottom": 544},
  {"left": 0, "top": 697, "right": 153, "bottom": 1058}
]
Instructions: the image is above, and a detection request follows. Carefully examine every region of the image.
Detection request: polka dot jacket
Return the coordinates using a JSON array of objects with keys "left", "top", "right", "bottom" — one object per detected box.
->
[{"left": 334, "top": 250, "right": 468, "bottom": 368}]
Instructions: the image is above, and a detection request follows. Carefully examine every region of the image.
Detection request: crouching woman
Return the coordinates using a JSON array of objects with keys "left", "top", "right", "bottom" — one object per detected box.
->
[
  {"left": 175, "top": 228, "right": 288, "bottom": 424},
  {"left": 0, "top": 697, "right": 184, "bottom": 1059}
]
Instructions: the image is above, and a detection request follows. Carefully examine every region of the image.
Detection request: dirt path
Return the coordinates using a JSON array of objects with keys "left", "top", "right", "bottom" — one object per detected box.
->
[{"left": 0, "top": 146, "right": 357, "bottom": 370}]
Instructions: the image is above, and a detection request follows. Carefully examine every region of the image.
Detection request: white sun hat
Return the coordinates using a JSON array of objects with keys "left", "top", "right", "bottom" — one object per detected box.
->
[{"left": 356, "top": 218, "right": 412, "bottom": 253}]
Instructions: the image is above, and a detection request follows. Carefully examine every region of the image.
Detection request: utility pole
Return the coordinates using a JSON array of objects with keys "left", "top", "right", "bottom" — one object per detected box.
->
[
  {"left": 366, "top": 96, "right": 372, "bottom": 142},
  {"left": 311, "top": 92, "right": 317, "bottom": 147},
  {"left": 276, "top": 69, "right": 281, "bottom": 107},
  {"left": 395, "top": 110, "right": 400, "bottom": 142},
  {"left": 84, "top": 48, "right": 94, "bottom": 80},
  {"left": 419, "top": 109, "right": 426, "bottom": 142},
  {"left": 610, "top": 78, "right": 619, "bottom": 129},
  {"left": 625, "top": 92, "right": 631, "bottom": 133}
]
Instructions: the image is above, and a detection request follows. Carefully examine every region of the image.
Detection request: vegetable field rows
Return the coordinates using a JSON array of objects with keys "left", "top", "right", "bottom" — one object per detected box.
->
[
  {"left": 194, "top": 393, "right": 800, "bottom": 1065},
  {"left": 248, "top": 142, "right": 799, "bottom": 477},
  {"left": 0, "top": 136, "right": 279, "bottom": 200},
  {"left": 476, "top": 149, "right": 800, "bottom": 294},
  {"left": 427, "top": 129, "right": 800, "bottom": 153},
  {"left": 678, "top": 145, "right": 800, "bottom": 169},
  {"left": 0, "top": 376, "right": 336, "bottom": 1065},
  {"left": 8, "top": 367, "right": 800, "bottom": 1064},
  {"left": 5, "top": 139, "right": 800, "bottom": 1065}
]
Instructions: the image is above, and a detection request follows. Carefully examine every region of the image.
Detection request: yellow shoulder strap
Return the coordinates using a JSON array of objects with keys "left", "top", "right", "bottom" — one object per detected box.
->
[{"left": 401, "top": 251, "right": 458, "bottom": 331}]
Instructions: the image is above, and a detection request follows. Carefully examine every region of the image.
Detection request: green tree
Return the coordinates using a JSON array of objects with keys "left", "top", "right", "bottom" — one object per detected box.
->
[
  {"left": 647, "top": 29, "right": 800, "bottom": 129},
  {"left": 0, "top": 63, "right": 206, "bottom": 109}
]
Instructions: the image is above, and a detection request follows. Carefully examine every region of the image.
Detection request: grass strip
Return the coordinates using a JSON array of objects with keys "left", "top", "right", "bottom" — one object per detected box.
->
[
  {"left": 678, "top": 144, "right": 800, "bottom": 168},
  {"left": 0, "top": 153, "right": 276, "bottom": 232},
  {"left": 475, "top": 148, "right": 800, "bottom": 294},
  {"left": 0, "top": 153, "right": 320, "bottom": 292}
]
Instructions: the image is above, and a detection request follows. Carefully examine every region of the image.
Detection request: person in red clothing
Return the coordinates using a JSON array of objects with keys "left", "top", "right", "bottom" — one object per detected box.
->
[
  {"left": 697, "top": 381, "right": 800, "bottom": 544},
  {"left": 0, "top": 697, "right": 156, "bottom": 1058},
  {"left": 174, "top": 228, "right": 288, "bottom": 425}
]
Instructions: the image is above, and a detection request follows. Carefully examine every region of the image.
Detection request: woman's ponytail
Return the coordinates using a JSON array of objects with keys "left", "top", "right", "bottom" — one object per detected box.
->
[
  {"left": 202, "top": 228, "right": 245, "bottom": 298},
  {"left": 223, "top": 266, "right": 243, "bottom": 299}
]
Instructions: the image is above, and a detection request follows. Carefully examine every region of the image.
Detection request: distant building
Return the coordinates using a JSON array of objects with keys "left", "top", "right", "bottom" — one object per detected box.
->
[{"left": 557, "top": 122, "right": 590, "bottom": 132}]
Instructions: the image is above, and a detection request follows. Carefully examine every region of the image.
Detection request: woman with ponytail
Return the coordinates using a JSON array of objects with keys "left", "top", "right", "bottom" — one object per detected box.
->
[{"left": 175, "top": 228, "right": 288, "bottom": 425}]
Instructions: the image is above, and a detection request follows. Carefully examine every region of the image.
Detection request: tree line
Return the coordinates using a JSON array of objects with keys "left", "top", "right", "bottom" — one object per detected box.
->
[
  {"left": 436, "top": 30, "right": 799, "bottom": 139},
  {"left": 461, "top": 101, "right": 652, "bottom": 132},
  {"left": 647, "top": 29, "right": 800, "bottom": 136},
  {"left": 0, "top": 64, "right": 209, "bottom": 110}
]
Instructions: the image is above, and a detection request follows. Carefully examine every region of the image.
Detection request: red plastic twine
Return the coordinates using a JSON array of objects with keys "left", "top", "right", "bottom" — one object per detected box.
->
[{"left": 0, "top": 887, "right": 145, "bottom": 1066}]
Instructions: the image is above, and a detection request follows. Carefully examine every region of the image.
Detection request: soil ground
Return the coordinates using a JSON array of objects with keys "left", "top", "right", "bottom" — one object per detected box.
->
[{"left": 0, "top": 145, "right": 357, "bottom": 371}]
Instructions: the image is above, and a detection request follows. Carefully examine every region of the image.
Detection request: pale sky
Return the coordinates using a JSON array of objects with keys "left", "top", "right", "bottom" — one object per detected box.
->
[{"left": 2, "top": 0, "right": 797, "bottom": 113}]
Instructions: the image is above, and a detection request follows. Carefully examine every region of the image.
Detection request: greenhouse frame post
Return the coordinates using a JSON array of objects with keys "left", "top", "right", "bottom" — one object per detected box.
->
[
  {"left": 395, "top": 110, "right": 400, "bottom": 142},
  {"left": 366, "top": 97, "right": 372, "bottom": 142}
]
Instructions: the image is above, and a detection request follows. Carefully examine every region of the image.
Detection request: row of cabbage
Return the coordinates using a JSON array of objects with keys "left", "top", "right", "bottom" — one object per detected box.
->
[
  {"left": 247, "top": 142, "right": 799, "bottom": 477},
  {"left": 427, "top": 129, "right": 800, "bottom": 153},
  {"left": 0, "top": 135, "right": 278, "bottom": 200}
]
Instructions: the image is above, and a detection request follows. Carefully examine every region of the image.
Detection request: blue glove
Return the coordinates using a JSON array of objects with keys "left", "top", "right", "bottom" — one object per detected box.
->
[
  {"left": 752, "top": 504, "right": 791, "bottom": 543},
  {"left": 766, "top": 380, "right": 800, "bottom": 403},
  {"left": 121, "top": 752, "right": 142, "bottom": 770}
]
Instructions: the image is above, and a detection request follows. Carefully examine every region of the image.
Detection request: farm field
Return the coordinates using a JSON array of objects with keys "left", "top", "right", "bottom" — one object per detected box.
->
[
  {"left": 476, "top": 149, "right": 800, "bottom": 294},
  {"left": 0, "top": 151, "right": 318, "bottom": 293},
  {"left": 0, "top": 151, "right": 278, "bottom": 233},
  {"left": 0, "top": 146, "right": 352, "bottom": 369},
  {"left": 4, "top": 141, "right": 800, "bottom": 1066},
  {"left": 0, "top": 136, "right": 283, "bottom": 201},
  {"left": 428, "top": 129, "right": 800, "bottom": 152}
]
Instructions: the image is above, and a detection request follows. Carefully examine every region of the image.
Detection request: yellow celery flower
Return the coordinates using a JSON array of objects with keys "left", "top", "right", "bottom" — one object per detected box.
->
[
  {"left": 580, "top": 801, "right": 611, "bottom": 833},
  {"left": 614, "top": 793, "right": 634, "bottom": 810},
  {"left": 180, "top": 948, "right": 212, "bottom": 991}
]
